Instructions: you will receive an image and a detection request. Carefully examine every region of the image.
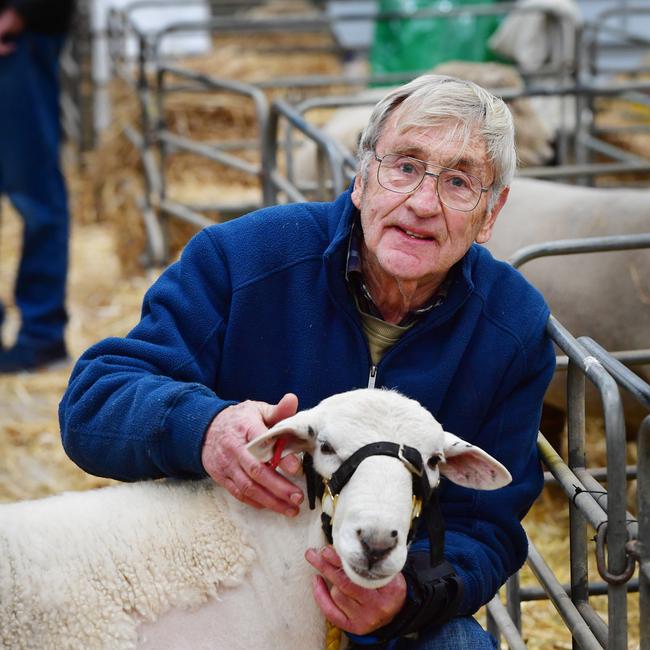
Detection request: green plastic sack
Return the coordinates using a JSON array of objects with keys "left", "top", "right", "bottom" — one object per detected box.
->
[{"left": 370, "top": 0, "right": 504, "bottom": 75}]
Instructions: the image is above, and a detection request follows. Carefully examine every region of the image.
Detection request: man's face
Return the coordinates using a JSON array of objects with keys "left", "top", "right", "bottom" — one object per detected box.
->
[{"left": 351, "top": 112, "right": 508, "bottom": 295}]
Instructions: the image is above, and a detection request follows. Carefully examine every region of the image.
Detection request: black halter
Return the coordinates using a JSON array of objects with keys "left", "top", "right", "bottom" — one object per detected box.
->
[{"left": 303, "top": 441, "right": 445, "bottom": 566}]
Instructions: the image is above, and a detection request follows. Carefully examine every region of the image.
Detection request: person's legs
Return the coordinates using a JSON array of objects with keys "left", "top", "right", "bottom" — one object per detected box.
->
[
  {"left": 405, "top": 616, "right": 498, "bottom": 650},
  {"left": 0, "top": 175, "right": 5, "bottom": 349},
  {"left": 0, "top": 31, "right": 69, "bottom": 369}
]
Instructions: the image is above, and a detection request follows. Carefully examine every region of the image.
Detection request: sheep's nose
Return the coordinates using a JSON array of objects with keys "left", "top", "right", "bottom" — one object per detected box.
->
[{"left": 357, "top": 528, "right": 398, "bottom": 569}]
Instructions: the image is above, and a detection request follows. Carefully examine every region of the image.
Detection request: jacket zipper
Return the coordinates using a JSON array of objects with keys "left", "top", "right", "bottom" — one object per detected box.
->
[{"left": 367, "top": 364, "right": 378, "bottom": 389}]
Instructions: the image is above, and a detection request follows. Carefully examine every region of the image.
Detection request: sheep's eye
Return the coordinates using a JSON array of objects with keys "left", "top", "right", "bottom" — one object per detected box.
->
[
  {"left": 319, "top": 441, "right": 336, "bottom": 455},
  {"left": 427, "top": 455, "right": 442, "bottom": 469}
]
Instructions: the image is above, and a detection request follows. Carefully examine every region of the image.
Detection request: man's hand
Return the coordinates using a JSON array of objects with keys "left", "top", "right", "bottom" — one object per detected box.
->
[
  {"left": 0, "top": 8, "right": 25, "bottom": 56},
  {"left": 201, "top": 393, "right": 304, "bottom": 516},
  {"left": 306, "top": 546, "right": 407, "bottom": 635}
]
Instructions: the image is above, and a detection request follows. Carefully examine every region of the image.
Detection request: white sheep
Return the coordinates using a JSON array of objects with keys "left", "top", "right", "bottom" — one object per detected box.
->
[
  {"left": 0, "top": 388, "right": 511, "bottom": 650},
  {"left": 488, "top": 177, "right": 650, "bottom": 429}
]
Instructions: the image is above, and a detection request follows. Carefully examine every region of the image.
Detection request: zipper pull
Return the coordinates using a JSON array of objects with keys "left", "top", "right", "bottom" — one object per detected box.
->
[{"left": 367, "top": 365, "right": 378, "bottom": 389}]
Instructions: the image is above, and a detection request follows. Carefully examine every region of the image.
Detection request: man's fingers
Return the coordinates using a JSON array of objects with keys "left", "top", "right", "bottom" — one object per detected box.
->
[
  {"left": 321, "top": 545, "right": 343, "bottom": 567},
  {"left": 311, "top": 575, "right": 352, "bottom": 629},
  {"left": 262, "top": 392, "right": 298, "bottom": 427},
  {"left": 330, "top": 585, "right": 363, "bottom": 611},
  {"left": 202, "top": 398, "right": 304, "bottom": 515},
  {"left": 241, "top": 450, "right": 303, "bottom": 504},
  {"left": 228, "top": 466, "right": 300, "bottom": 515},
  {"left": 278, "top": 453, "right": 302, "bottom": 476},
  {"left": 305, "top": 547, "right": 360, "bottom": 598},
  {"left": 222, "top": 478, "right": 263, "bottom": 510}
]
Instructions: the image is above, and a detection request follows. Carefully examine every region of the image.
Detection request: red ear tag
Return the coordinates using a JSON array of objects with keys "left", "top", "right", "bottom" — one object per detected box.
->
[{"left": 267, "top": 436, "right": 289, "bottom": 470}]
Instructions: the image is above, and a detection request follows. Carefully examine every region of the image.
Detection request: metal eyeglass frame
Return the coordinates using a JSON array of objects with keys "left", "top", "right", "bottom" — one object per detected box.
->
[{"left": 374, "top": 153, "right": 491, "bottom": 212}]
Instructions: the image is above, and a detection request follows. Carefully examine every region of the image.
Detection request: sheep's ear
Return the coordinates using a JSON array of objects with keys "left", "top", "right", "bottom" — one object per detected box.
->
[
  {"left": 246, "top": 410, "right": 318, "bottom": 462},
  {"left": 439, "top": 431, "right": 512, "bottom": 490}
]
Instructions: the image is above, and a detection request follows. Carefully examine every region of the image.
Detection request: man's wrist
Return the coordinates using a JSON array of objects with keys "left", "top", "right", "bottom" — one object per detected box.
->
[{"left": 370, "top": 558, "right": 463, "bottom": 642}]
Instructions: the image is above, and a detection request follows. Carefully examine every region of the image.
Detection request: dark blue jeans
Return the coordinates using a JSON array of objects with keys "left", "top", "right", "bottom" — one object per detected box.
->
[
  {"left": 0, "top": 31, "right": 69, "bottom": 345},
  {"left": 409, "top": 616, "right": 498, "bottom": 649}
]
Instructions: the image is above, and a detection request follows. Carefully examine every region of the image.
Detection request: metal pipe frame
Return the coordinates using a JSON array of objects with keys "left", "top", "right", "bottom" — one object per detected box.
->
[
  {"left": 556, "top": 350, "right": 650, "bottom": 372},
  {"left": 508, "top": 233, "right": 650, "bottom": 269},
  {"left": 527, "top": 540, "right": 604, "bottom": 649},
  {"left": 146, "top": 64, "right": 269, "bottom": 260},
  {"left": 263, "top": 98, "right": 347, "bottom": 205},
  {"left": 582, "top": 6, "right": 650, "bottom": 78},
  {"left": 549, "top": 317, "right": 633, "bottom": 649},
  {"left": 107, "top": 0, "right": 575, "bottom": 98},
  {"left": 486, "top": 594, "right": 527, "bottom": 650},
  {"left": 284, "top": 76, "right": 650, "bottom": 202},
  {"left": 519, "top": 578, "right": 639, "bottom": 601},
  {"left": 638, "top": 416, "right": 650, "bottom": 650},
  {"left": 103, "top": 0, "right": 650, "bottom": 266}
]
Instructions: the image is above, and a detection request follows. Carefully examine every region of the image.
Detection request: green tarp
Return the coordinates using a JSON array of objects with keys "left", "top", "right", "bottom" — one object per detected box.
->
[{"left": 370, "top": 0, "right": 505, "bottom": 75}]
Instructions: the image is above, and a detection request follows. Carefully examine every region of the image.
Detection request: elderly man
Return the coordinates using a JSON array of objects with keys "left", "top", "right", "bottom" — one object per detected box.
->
[{"left": 60, "top": 75, "right": 555, "bottom": 648}]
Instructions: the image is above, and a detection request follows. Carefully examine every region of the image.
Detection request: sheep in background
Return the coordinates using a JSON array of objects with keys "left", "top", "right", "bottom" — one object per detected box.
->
[
  {"left": 291, "top": 61, "right": 556, "bottom": 191},
  {"left": 488, "top": 177, "right": 650, "bottom": 432},
  {"left": 430, "top": 61, "right": 555, "bottom": 167},
  {"left": 0, "top": 388, "right": 510, "bottom": 650}
]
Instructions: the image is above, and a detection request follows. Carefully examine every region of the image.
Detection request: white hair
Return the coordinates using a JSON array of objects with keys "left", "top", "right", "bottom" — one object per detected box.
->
[{"left": 357, "top": 74, "right": 517, "bottom": 210}]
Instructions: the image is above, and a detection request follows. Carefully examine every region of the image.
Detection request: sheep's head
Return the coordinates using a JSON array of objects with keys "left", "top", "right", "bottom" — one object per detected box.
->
[{"left": 247, "top": 389, "right": 511, "bottom": 588}]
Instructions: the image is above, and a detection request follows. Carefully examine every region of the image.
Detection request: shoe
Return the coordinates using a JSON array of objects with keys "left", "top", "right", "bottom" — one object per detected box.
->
[{"left": 0, "top": 339, "right": 69, "bottom": 373}]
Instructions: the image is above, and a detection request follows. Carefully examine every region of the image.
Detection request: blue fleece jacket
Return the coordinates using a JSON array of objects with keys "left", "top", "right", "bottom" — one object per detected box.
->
[{"left": 59, "top": 187, "right": 555, "bottom": 617}]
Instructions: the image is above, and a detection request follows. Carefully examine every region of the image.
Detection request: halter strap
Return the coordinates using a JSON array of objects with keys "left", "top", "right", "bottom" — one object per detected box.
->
[{"left": 303, "top": 441, "right": 444, "bottom": 566}]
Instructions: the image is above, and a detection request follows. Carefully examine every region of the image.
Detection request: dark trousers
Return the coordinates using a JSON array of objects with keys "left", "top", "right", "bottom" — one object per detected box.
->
[{"left": 0, "top": 31, "right": 69, "bottom": 344}]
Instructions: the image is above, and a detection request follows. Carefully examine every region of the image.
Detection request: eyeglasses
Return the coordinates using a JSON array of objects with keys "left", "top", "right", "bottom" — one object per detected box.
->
[{"left": 375, "top": 153, "right": 490, "bottom": 212}]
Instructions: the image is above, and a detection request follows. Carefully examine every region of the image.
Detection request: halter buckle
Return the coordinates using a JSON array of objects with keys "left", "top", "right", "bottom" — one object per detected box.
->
[
  {"left": 322, "top": 480, "right": 339, "bottom": 516},
  {"left": 399, "top": 445, "right": 423, "bottom": 477},
  {"left": 411, "top": 495, "right": 423, "bottom": 522}
]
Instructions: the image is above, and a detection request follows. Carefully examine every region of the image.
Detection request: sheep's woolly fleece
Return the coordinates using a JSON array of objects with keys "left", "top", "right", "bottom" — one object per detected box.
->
[{"left": 0, "top": 479, "right": 255, "bottom": 650}]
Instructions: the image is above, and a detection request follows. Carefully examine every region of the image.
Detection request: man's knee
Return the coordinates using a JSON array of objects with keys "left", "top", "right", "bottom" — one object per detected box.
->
[{"left": 409, "top": 616, "right": 498, "bottom": 650}]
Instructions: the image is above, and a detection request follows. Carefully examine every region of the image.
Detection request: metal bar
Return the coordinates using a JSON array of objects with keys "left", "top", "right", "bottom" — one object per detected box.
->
[
  {"left": 267, "top": 169, "right": 308, "bottom": 204},
  {"left": 575, "top": 601, "right": 609, "bottom": 649},
  {"left": 527, "top": 541, "right": 604, "bottom": 649},
  {"left": 600, "top": 371, "right": 629, "bottom": 649},
  {"left": 544, "top": 316, "right": 636, "bottom": 648},
  {"left": 149, "top": 2, "right": 528, "bottom": 47},
  {"left": 485, "top": 606, "right": 499, "bottom": 644},
  {"left": 519, "top": 579, "right": 640, "bottom": 601},
  {"left": 555, "top": 351, "right": 650, "bottom": 371},
  {"left": 158, "top": 199, "right": 215, "bottom": 230},
  {"left": 538, "top": 434, "right": 609, "bottom": 530},
  {"left": 545, "top": 466, "right": 637, "bottom": 485},
  {"left": 506, "top": 573, "right": 522, "bottom": 634},
  {"left": 567, "top": 361, "right": 590, "bottom": 650},
  {"left": 573, "top": 469, "right": 638, "bottom": 540},
  {"left": 485, "top": 595, "right": 527, "bottom": 650},
  {"left": 508, "top": 234, "right": 650, "bottom": 269},
  {"left": 518, "top": 161, "right": 650, "bottom": 180},
  {"left": 639, "top": 417, "right": 650, "bottom": 650},
  {"left": 158, "top": 131, "right": 259, "bottom": 176},
  {"left": 577, "top": 133, "right": 650, "bottom": 165},
  {"left": 264, "top": 98, "right": 346, "bottom": 204},
  {"left": 179, "top": 202, "right": 260, "bottom": 215},
  {"left": 578, "top": 338, "right": 650, "bottom": 411},
  {"left": 548, "top": 317, "right": 631, "bottom": 648}
]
